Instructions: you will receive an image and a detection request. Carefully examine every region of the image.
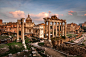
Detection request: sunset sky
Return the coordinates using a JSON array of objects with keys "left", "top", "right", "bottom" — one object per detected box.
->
[{"left": 0, "top": 0, "right": 86, "bottom": 24}]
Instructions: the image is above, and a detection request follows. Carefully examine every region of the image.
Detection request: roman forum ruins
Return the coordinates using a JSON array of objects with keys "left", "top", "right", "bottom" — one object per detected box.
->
[
  {"left": 44, "top": 15, "right": 66, "bottom": 40},
  {"left": 17, "top": 18, "right": 27, "bottom": 49}
]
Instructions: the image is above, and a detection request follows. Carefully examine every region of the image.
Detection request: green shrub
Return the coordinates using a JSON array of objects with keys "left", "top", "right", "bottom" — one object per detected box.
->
[
  {"left": 70, "top": 40, "right": 74, "bottom": 43},
  {"left": 81, "top": 43, "right": 85, "bottom": 46},
  {"left": 61, "top": 36, "right": 66, "bottom": 39},
  {"left": 25, "top": 38, "right": 30, "bottom": 44},
  {"left": 38, "top": 42, "right": 44, "bottom": 46},
  {"left": 7, "top": 42, "right": 24, "bottom": 54}
]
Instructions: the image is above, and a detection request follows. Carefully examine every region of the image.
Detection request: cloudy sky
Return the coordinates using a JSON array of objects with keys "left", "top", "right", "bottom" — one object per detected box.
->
[{"left": 0, "top": 0, "right": 86, "bottom": 24}]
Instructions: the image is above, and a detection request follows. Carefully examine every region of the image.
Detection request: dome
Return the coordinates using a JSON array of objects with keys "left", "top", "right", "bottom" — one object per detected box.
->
[{"left": 26, "top": 14, "right": 32, "bottom": 23}]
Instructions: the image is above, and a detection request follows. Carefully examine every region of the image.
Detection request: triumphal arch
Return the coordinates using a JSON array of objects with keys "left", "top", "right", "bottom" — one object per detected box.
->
[{"left": 43, "top": 15, "right": 66, "bottom": 40}]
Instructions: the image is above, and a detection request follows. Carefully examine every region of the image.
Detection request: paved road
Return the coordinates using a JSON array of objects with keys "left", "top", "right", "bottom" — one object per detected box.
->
[
  {"left": 44, "top": 47, "right": 65, "bottom": 57},
  {"left": 74, "top": 33, "right": 86, "bottom": 44},
  {"left": 31, "top": 42, "right": 65, "bottom": 57},
  {"left": 82, "top": 33, "right": 86, "bottom": 45}
]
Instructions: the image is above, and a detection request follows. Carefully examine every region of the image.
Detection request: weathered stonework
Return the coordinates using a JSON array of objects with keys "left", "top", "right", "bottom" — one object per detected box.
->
[{"left": 43, "top": 15, "right": 66, "bottom": 40}]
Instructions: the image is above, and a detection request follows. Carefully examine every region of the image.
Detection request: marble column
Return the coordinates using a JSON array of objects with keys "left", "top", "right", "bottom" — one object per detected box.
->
[
  {"left": 52, "top": 22, "right": 54, "bottom": 38},
  {"left": 17, "top": 20, "right": 19, "bottom": 42},
  {"left": 63, "top": 25, "right": 64, "bottom": 36},
  {"left": 64, "top": 22, "right": 66, "bottom": 37},
  {"left": 21, "top": 18, "right": 27, "bottom": 49},
  {"left": 58, "top": 22, "right": 60, "bottom": 37},
  {"left": 21, "top": 18, "right": 24, "bottom": 43},
  {"left": 61, "top": 22, "right": 63, "bottom": 36},
  {"left": 55, "top": 22, "right": 57, "bottom": 37},
  {"left": 45, "top": 21, "right": 47, "bottom": 38},
  {"left": 48, "top": 21, "right": 50, "bottom": 40}
]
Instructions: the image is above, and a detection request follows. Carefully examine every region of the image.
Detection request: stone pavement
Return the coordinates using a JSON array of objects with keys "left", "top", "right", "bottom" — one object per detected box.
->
[
  {"left": 44, "top": 47, "right": 65, "bottom": 57},
  {"left": 74, "top": 33, "right": 86, "bottom": 44},
  {"left": 31, "top": 42, "right": 65, "bottom": 57}
]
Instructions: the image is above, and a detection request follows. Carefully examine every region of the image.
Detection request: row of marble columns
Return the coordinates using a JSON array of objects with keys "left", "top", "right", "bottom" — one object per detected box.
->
[
  {"left": 17, "top": 18, "right": 27, "bottom": 49},
  {"left": 45, "top": 21, "right": 66, "bottom": 40}
]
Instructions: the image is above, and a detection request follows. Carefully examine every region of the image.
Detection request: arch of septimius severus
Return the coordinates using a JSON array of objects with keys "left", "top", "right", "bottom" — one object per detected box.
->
[{"left": 43, "top": 15, "right": 66, "bottom": 40}]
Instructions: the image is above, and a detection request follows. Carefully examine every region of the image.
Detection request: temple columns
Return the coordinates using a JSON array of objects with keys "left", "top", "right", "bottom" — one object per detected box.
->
[
  {"left": 55, "top": 22, "right": 57, "bottom": 37},
  {"left": 21, "top": 18, "right": 25, "bottom": 44},
  {"left": 48, "top": 21, "right": 50, "bottom": 40},
  {"left": 45, "top": 21, "right": 47, "bottom": 38},
  {"left": 61, "top": 22, "right": 63, "bottom": 36},
  {"left": 17, "top": 21, "right": 19, "bottom": 42},
  {"left": 21, "top": 18, "right": 27, "bottom": 49},
  {"left": 64, "top": 22, "right": 66, "bottom": 37},
  {"left": 52, "top": 22, "right": 54, "bottom": 37},
  {"left": 58, "top": 22, "right": 60, "bottom": 37},
  {"left": 44, "top": 20, "right": 66, "bottom": 40}
]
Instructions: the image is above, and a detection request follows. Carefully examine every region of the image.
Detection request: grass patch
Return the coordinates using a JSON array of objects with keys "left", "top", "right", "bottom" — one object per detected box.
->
[
  {"left": 25, "top": 37, "right": 31, "bottom": 44},
  {"left": 67, "top": 34, "right": 77, "bottom": 38},
  {"left": 7, "top": 42, "right": 22, "bottom": 46},
  {"left": 70, "top": 40, "right": 74, "bottom": 43},
  {"left": 0, "top": 42, "right": 24, "bottom": 57},
  {"left": 0, "top": 44, "right": 9, "bottom": 48},
  {"left": 7, "top": 42, "right": 24, "bottom": 53}
]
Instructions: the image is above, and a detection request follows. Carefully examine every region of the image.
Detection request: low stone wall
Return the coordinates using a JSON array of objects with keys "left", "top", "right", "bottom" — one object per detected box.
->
[
  {"left": 63, "top": 33, "right": 82, "bottom": 42},
  {"left": 52, "top": 40, "right": 63, "bottom": 47},
  {"left": 56, "top": 44, "right": 86, "bottom": 57},
  {"left": 3, "top": 50, "right": 31, "bottom": 57},
  {"left": 52, "top": 48, "right": 77, "bottom": 57},
  {"left": 0, "top": 37, "right": 17, "bottom": 44},
  {"left": 52, "top": 33, "right": 83, "bottom": 49}
]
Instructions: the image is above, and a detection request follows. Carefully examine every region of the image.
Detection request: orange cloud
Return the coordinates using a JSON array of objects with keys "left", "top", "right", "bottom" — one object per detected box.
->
[
  {"left": 30, "top": 11, "right": 61, "bottom": 21},
  {"left": 68, "top": 11, "right": 76, "bottom": 13},
  {"left": 9, "top": 10, "right": 26, "bottom": 18},
  {"left": 68, "top": 11, "right": 77, "bottom": 15},
  {"left": 68, "top": 13, "right": 72, "bottom": 15},
  {"left": 84, "top": 14, "right": 86, "bottom": 16},
  {"left": 30, "top": 12, "right": 49, "bottom": 21},
  {"left": 30, "top": 12, "right": 49, "bottom": 17}
]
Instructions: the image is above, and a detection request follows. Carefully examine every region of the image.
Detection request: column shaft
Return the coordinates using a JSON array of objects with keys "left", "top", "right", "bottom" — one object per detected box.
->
[
  {"left": 48, "top": 21, "right": 50, "bottom": 40},
  {"left": 52, "top": 22, "right": 54, "bottom": 37},
  {"left": 55, "top": 22, "right": 57, "bottom": 37},
  {"left": 45, "top": 21, "right": 47, "bottom": 38},
  {"left": 17, "top": 21, "right": 19, "bottom": 42},
  {"left": 21, "top": 18, "right": 25, "bottom": 44},
  {"left": 64, "top": 22, "right": 66, "bottom": 37},
  {"left": 63, "top": 25, "right": 64, "bottom": 36},
  {"left": 58, "top": 22, "right": 60, "bottom": 37},
  {"left": 61, "top": 22, "right": 63, "bottom": 36},
  {"left": 21, "top": 18, "right": 27, "bottom": 49}
]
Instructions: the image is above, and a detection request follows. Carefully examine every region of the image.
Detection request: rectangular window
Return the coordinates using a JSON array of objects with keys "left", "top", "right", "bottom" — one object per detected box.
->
[{"left": 50, "top": 26, "right": 52, "bottom": 29}]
